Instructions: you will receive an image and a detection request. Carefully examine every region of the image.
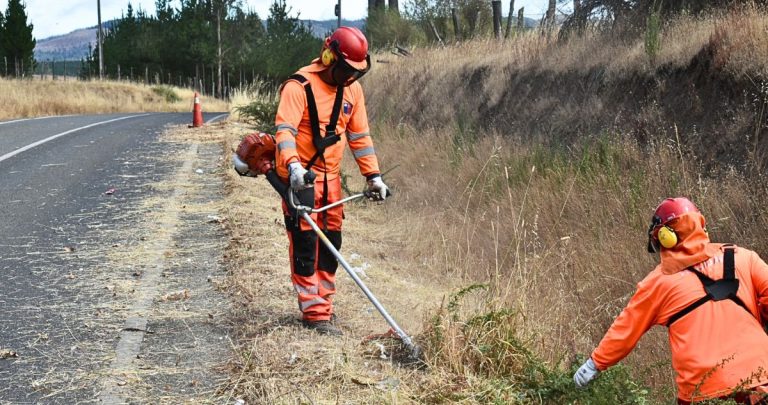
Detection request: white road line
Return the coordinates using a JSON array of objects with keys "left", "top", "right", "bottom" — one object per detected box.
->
[
  {"left": 99, "top": 143, "right": 199, "bottom": 404},
  {"left": 206, "top": 113, "right": 228, "bottom": 124},
  {"left": 0, "top": 114, "right": 76, "bottom": 126},
  {"left": 0, "top": 114, "right": 152, "bottom": 164}
]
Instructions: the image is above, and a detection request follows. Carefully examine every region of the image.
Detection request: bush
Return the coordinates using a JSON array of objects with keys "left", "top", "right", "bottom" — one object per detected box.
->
[
  {"left": 419, "top": 285, "right": 654, "bottom": 404},
  {"left": 234, "top": 98, "right": 279, "bottom": 133},
  {"left": 151, "top": 85, "right": 181, "bottom": 103}
]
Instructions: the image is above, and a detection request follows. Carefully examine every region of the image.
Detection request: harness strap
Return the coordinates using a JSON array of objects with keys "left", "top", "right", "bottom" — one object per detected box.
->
[
  {"left": 287, "top": 74, "right": 344, "bottom": 172},
  {"left": 287, "top": 73, "right": 344, "bottom": 231},
  {"left": 667, "top": 247, "right": 752, "bottom": 327}
]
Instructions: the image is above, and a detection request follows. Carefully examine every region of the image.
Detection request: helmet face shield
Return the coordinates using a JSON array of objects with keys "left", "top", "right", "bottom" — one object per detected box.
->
[{"left": 329, "top": 41, "right": 370, "bottom": 86}]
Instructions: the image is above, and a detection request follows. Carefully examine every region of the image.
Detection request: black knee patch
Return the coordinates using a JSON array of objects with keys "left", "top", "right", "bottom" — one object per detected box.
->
[
  {"left": 291, "top": 229, "right": 317, "bottom": 277},
  {"left": 318, "top": 230, "right": 342, "bottom": 274}
]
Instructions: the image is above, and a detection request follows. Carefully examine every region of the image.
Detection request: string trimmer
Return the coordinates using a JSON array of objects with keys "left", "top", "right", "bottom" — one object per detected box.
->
[{"left": 233, "top": 132, "right": 422, "bottom": 363}]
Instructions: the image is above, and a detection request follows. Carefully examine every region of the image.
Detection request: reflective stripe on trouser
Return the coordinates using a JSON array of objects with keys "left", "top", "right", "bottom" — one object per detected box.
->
[{"left": 283, "top": 176, "right": 344, "bottom": 321}]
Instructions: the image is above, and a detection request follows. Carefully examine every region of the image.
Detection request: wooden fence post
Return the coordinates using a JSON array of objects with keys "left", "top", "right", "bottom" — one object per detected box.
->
[
  {"left": 492, "top": 1, "right": 502, "bottom": 39},
  {"left": 517, "top": 7, "right": 525, "bottom": 32},
  {"left": 505, "top": 0, "right": 515, "bottom": 38}
]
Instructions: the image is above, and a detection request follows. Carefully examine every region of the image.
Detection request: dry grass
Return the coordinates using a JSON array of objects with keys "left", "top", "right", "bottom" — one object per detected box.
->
[
  {"left": 169, "top": 119, "right": 458, "bottom": 403},
  {"left": 357, "top": 6, "right": 768, "bottom": 403},
  {"left": 0, "top": 77, "right": 229, "bottom": 120},
  {"left": 182, "top": 8, "right": 768, "bottom": 402},
  {"left": 370, "top": 120, "right": 768, "bottom": 396}
]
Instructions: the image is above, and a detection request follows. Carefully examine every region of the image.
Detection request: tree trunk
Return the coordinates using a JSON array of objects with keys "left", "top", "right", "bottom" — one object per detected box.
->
[
  {"left": 451, "top": 8, "right": 461, "bottom": 41},
  {"left": 217, "top": 8, "right": 223, "bottom": 99},
  {"left": 546, "top": 0, "right": 556, "bottom": 29},
  {"left": 492, "top": 1, "right": 502, "bottom": 39},
  {"left": 374, "top": 0, "right": 385, "bottom": 10},
  {"left": 388, "top": 0, "right": 398, "bottom": 14}
]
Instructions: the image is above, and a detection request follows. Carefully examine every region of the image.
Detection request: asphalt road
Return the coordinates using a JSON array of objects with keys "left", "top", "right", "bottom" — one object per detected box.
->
[{"left": 0, "top": 112, "right": 228, "bottom": 403}]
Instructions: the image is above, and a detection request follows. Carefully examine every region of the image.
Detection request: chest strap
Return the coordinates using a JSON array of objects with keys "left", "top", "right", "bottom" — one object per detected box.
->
[
  {"left": 667, "top": 247, "right": 752, "bottom": 327},
  {"left": 286, "top": 73, "right": 344, "bottom": 231},
  {"left": 287, "top": 73, "right": 344, "bottom": 171}
]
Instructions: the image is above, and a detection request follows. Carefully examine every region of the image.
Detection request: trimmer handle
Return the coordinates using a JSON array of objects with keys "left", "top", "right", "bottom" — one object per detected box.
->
[{"left": 303, "top": 170, "right": 316, "bottom": 185}]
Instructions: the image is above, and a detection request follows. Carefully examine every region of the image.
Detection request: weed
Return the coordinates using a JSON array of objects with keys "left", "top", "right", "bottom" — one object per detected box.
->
[
  {"left": 646, "top": 2, "right": 663, "bottom": 66},
  {"left": 151, "top": 85, "right": 181, "bottom": 103}
]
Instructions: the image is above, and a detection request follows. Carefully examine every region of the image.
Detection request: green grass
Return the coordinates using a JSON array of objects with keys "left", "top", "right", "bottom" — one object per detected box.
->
[{"left": 151, "top": 85, "right": 181, "bottom": 103}]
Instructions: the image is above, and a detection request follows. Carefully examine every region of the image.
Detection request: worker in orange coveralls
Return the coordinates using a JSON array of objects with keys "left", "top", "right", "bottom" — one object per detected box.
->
[
  {"left": 273, "top": 27, "right": 389, "bottom": 336},
  {"left": 573, "top": 197, "right": 768, "bottom": 404}
]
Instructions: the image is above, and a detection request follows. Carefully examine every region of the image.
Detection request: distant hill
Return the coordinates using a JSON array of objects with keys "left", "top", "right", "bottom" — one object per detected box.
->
[
  {"left": 35, "top": 27, "right": 97, "bottom": 61},
  {"left": 34, "top": 19, "right": 364, "bottom": 61}
]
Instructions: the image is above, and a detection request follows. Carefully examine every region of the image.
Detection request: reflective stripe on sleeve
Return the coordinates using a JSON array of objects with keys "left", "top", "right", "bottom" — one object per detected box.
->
[
  {"left": 278, "top": 140, "right": 296, "bottom": 153},
  {"left": 352, "top": 146, "right": 375, "bottom": 159},
  {"left": 347, "top": 131, "right": 369, "bottom": 141},
  {"left": 276, "top": 123, "right": 298, "bottom": 136}
]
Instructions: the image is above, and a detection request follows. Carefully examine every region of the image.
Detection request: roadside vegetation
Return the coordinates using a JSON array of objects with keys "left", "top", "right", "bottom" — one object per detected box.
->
[
  {"left": 221, "top": 3, "right": 768, "bottom": 404},
  {"left": 0, "top": 78, "right": 228, "bottom": 120},
  {"left": 363, "top": 4, "right": 768, "bottom": 404}
]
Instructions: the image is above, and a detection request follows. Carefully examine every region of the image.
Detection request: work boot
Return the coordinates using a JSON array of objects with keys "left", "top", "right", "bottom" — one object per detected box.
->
[{"left": 302, "top": 319, "right": 343, "bottom": 336}]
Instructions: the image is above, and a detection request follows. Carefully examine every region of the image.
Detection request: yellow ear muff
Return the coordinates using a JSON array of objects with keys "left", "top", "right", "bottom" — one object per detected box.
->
[
  {"left": 321, "top": 48, "right": 335, "bottom": 66},
  {"left": 658, "top": 225, "right": 678, "bottom": 249}
]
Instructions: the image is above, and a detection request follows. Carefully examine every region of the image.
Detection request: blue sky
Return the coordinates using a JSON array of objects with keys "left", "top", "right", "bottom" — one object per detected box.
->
[{"left": 24, "top": 0, "right": 552, "bottom": 39}]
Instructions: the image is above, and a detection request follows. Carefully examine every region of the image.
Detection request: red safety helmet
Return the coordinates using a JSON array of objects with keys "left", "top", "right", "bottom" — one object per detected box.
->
[
  {"left": 647, "top": 197, "right": 701, "bottom": 253},
  {"left": 322, "top": 26, "right": 369, "bottom": 70}
]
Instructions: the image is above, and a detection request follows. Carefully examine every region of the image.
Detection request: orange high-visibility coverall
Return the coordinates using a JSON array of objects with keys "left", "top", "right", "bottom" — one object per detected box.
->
[
  {"left": 274, "top": 60, "right": 380, "bottom": 322},
  {"left": 591, "top": 212, "right": 768, "bottom": 402}
]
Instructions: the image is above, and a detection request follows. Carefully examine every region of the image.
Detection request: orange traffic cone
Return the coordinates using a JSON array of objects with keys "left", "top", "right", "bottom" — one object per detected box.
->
[{"left": 191, "top": 92, "right": 203, "bottom": 128}]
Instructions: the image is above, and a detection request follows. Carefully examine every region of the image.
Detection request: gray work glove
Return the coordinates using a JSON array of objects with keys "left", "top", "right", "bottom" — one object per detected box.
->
[
  {"left": 366, "top": 176, "right": 390, "bottom": 201},
  {"left": 573, "top": 358, "right": 600, "bottom": 388},
  {"left": 288, "top": 162, "right": 311, "bottom": 191}
]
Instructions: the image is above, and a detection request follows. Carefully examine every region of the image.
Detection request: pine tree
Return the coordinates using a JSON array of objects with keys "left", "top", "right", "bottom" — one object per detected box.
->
[
  {"left": 262, "top": 0, "right": 321, "bottom": 80},
  {"left": 2, "top": 0, "right": 35, "bottom": 77}
]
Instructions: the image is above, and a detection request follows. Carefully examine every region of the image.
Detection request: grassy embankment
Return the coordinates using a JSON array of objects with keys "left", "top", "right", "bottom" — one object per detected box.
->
[
  {"left": 0, "top": 78, "right": 229, "bottom": 119},
  {"left": 222, "top": 6, "right": 768, "bottom": 404},
  {"left": 365, "top": 5, "right": 768, "bottom": 404}
]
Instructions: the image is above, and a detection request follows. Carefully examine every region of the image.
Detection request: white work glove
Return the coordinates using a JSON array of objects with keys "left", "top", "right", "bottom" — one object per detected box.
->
[
  {"left": 232, "top": 154, "right": 254, "bottom": 176},
  {"left": 573, "top": 358, "right": 600, "bottom": 388},
  {"left": 288, "top": 162, "right": 311, "bottom": 191},
  {"left": 366, "top": 176, "right": 390, "bottom": 201}
]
